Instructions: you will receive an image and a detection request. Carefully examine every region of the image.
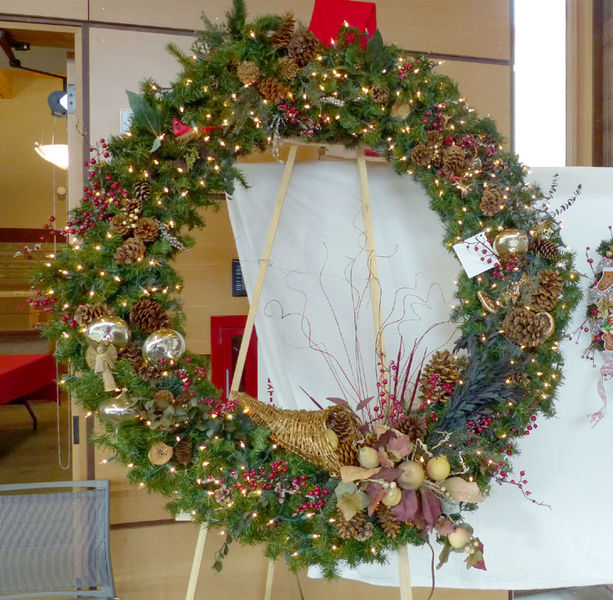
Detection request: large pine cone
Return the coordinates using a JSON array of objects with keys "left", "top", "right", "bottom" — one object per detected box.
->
[
  {"left": 237, "top": 60, "right": 260, "bottom": 86},
  {"left": 480, "top": 186, "right": 504, "bottom": 216},
  {"left": 418, "top": 350, "right": 461, "bottom": 405},
  {"left": 173, "top": 438, "right": 193, "bottom": 466},
  {"left": 326, "top": 409, "right": 360, "bottom": 442},
  {"left": 377, "top": 504, "right": 402, "bottom": 539},
  {"left": 288, "top": 25, "right": 320, "bottom": 67},
  {"left": 134, "top": 217, "right": 160, "bottom": 243},
  {"left": 396, "top": 412, "right": 428, "bottom": 443},
  {"left": 110, "top": 213, "right": 132, "bottom": 236},
  {"left": 135, "top": 358, "right": 166, "bottom": 381},
  {"left": 336, "top": 509, "right": 374, "bottom": 541},
  {"left": 371, "top": 85, "right": 389, "bottom": 104},
  {"left": 214, "top": 485, "right": 232, "bottom": 505},
  {"left": 442, "top": 144, "right": 467, "bottom": 176},
  {"left": 114, "top": 237, "right": 145, "bottom": 264},
  {"left": 278, "top": 56, "right": 300, "bottom": 81},
  {"left": 133, "top": 181, "right": 151, "bottom": 202},
  {"left": 257, "top": 77, "right": 291, "bottom": 104},
  {"left": 412, "top": 144, "right": 433, "bottom": 167},
  {"left": 530, "top": 270, "right": 563, "bottom": 312},
  {"left": 529, "top": 237, "right": 559, "bottom": 260},
  {"left": 74, "top": 303, "right": 115, "bottom": 327},
  {"left": 122, "top": 196, "right": 142, "bottom": 216},
  {"left": 502, "top": 308, "right": 554, "bottom": 347},
  {"left": 119, "top": 341, "right": 142, "bottom": 366},
  {"left": 270, "top": 12, "right": 295, "bottom": 47},
  {"left": 130, "top": 298, "right": 170, "bottom": 333}
]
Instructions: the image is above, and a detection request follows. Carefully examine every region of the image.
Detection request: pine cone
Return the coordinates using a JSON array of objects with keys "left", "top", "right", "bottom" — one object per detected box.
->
[
  {"left": 270, "top": 12, "right": 295, "bottom": 47},
  {"left": 214, "top": 485, "right": 233, "bottom": 505},
  {"left": 278, "top": 56, "right": 300, "bottom": 81},
  {"left": 288, "top": 25, "right": 320, "bottom": 67},
  {"left": 135, "top": 358, "right": 166, "bottom": 381},
  {"left": 337, "top": 509, "right": 374, "bottom": 541},
  {"left": 114, "top": 236, "right": 145, "bottom": 264},
  {"left": 377, "top": 504, "right": 402, "bottom": 539},
  {"left": 418, "top": 350, "right": 461, "bottom": 405},
  {"left": 110, "top": 213, "right": 132, "bottom": 236},
  {"left": 529, "top": 237, "right": 559, "bottom": 260},
  {"left": 122, "top": 196, "right": 142, "bottom": 216},
  {"left": 130, "top": 298, "right": 170, "bottom": 333},
  {"left": 412, "top": 144, "right": 433, "bottom": 167},
  {"left": 174, "top": 392, "right": 191, "bottom": 407},
  {"left": 530, "top": 270, "right": 563, "bottom": 312},
  {"left": 326, "top": 410, "right": 360, "bottom": 442},
  {"left": 371, "top": 85, "right": 389, "bottom": 104},
  {"left": 74, "top": 303, "right": 115, "bottom": 327},
  {"left": 153, "top": 389, "right": 174, "bottom": 411},
  {"left": 509, "top": 371, "right": 530, "bottom": 387},
  {"left": 257, "top": 77, "right": 291, "bottom": 104},
  {"left": 237, "top": 60, "right": 260, "bottom": 86},
  {"left": 502, "top": 308, "right": 554, "bottom": 347},
  {"left": 133, "top": 181, "right": 151, "bottom": 203},
  {"left": 336, "top": 439, "right": 359, "bottom": 466},
  {"left": 480, "top": 186, "right": 504, "bottom": 216},
  {"left": 396, "top": 412, "right": 428, "bottom": 443},
  {"left": 442, "top": 144, "right": 467, "bottom": 176},
  {"left": 119, "top": 341, "right": 142, "bottom": 366},
  {"left": 173, "top": 438, "right": 193, "bottom": 466},
  {"left": 425, "top": 130, "right": 443, "bottom": 147},
  {"left": 134, "top": 217, "right": 160, "bottom": 243}
]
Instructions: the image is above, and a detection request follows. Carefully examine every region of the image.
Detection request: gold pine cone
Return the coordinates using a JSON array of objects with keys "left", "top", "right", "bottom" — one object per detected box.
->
[
  {"left": 133, "top": 217, "right": 160, "bottom": 243},
  {"left": 278, "top": 56, "right": 300, "bottom": 81},
  {"left": 257, "top": 77, "right": 291, "bottom": 104},
  {"left": 237, "top": 60, "right": 260, "bottom": 86}
]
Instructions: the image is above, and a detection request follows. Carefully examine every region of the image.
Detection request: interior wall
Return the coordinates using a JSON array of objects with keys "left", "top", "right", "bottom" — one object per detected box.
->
[{"left": 0, "top": 72, "right": 67, "bottom": 228}]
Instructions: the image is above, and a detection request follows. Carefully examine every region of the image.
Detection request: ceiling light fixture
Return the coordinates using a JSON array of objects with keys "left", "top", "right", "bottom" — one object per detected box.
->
[{"left": 34, "top": 142, "right": 69, "bottom": 170}]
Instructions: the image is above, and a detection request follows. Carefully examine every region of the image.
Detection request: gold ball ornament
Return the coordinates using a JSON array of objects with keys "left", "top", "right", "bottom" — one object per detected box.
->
[
  {"left": 148, "top": 441, "right": 174, "bottom": 465},
  {"left": 142, "top": 329, "right": 186, "bottom": 364},
  {"left": 426, "top": 456, "right": 451, "bottom": 481},
  {"left": 381, "top": 483, "right": 402, "bottom": 507},
  {"left": 397, "top": 460, "right": 425, "bottom": 490},
  {"left": 86, "top": 315, "right": 131, "bottom": 349},
  {"left": 493, "top": 229, "right": 529, "bottom": 260},
  {"left": 358, "top": 446, "right": 380, "bottom": 469},
  {"left": 98, "top": 389, "right": 137, "bottom": 426},
  {"left": 448, "top": 526, "right": 472, "bottom": 549}
]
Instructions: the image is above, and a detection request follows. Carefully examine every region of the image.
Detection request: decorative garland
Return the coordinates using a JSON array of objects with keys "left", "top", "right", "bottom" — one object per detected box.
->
[
  {"left": 581, "top": 230, "right": 613, "bottom": 425},
  {"left": 31, "top": 1, "right": 582, "bottom": 577}
]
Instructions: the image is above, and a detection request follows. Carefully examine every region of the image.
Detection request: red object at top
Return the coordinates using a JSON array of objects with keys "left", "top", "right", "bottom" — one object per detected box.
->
[
  {"left": 308, "top": 0, "right": 377, "bottom": 47},
  {"left": 172, "top": 118, "right": 192, "bottom": 137}
]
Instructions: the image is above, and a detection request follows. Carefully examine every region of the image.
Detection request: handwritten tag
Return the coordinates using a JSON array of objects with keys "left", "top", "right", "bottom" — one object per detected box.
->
[{"left": 453, "top": 232, "right": 498, "bottom": 278}]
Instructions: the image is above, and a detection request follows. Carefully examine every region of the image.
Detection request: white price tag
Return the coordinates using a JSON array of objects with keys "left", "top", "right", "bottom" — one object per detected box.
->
[{"left": 453, "top": 231, "right": 498, "bottom": 278}]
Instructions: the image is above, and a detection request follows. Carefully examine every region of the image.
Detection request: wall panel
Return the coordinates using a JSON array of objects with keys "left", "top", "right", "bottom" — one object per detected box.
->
[{"left": 0, "top": 0, "right": 87, "bottom": 20}]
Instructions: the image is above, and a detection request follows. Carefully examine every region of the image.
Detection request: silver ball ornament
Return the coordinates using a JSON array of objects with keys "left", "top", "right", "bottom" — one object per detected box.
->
[
  {"left": 98, "top": 390, "right": 137, "bottom": 426},
  {"left": 142, "top": 329, "right": 186, "bottom": 364},
  {"left": 86, "top": 315, "right": 131, "bottom": 349}
]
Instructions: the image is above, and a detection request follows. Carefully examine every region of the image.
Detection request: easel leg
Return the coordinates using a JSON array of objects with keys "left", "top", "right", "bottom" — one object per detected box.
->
[
  {"left": 230, "top": 144, "right": 298, "bottom": 393},
  {"left": 185, "top": 524, "right": 208, "bottom": 600},
  {"left": 398, "top": 545, "right": 413, "bottom": 600},
  {"left": 264, "top": 559, "right": 275, "bottom": 600}
]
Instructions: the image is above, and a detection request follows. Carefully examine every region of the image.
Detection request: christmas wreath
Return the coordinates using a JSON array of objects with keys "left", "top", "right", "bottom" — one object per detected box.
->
[{"left": 32, "top": 0, "right": 581, "bottom": 576}]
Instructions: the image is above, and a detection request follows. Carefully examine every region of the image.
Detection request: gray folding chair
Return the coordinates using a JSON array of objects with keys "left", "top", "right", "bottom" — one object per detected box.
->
[{"left": 0, "top": 480, "right": 116, "bottom": 599}]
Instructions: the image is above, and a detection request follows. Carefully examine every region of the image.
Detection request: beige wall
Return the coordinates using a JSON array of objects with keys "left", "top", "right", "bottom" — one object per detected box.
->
[{"left": 0, "top": 72, "right": 67, "bottom": 228}]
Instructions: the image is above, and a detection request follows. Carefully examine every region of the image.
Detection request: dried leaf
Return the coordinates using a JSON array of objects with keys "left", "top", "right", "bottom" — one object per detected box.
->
[
  {"left": 377, "top": 429, "right": 397, "bottom": 447},
  {"left": 377, "top": 467, "right": 403, "bottom": 482},
  {"left": 391, "top": 489, "right": 419, "bottom": 522},
  {"left": 365, "top": 481, "right": 387, "bottom": 516},
  {"left": 356, "top": 395, "right": 374, "bottom": 411},
  {"left": 377, "top": 448, "right": 394, "bottom": 468},
  {"left": 338, "top": 491, "right": 367, "bottom": 521},
  {"left": 334, "top": 481, "right": 357, "bottom": 498},
  {"left": 435, "top": 517, "right": 455, "bottom": 536},
  {"left": 437, "top": 543, "right": 452, "bottom": 570},
  {"left": 420, "top": 488, "right": 442, "bottom": 529},
  {"left": 386, "top": 433, "right": 412, "bottom": 460},
  {"left": 327, "top": 396, "right": 350, "bottom": 407},
  {"left": 442, "top": 477, "right": 486, "bottom": 503},
  {"left": 340, "top": 465, "right": 381, "bottom": 483},
  {"left": 466, "top": 549, "right": 486, "bottom": 571}
]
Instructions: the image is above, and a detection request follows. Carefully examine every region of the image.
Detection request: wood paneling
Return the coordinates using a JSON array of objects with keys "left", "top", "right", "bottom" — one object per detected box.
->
[
  {"left": 0, "top": 1, "right": 88, "bottom": 20},
  {"left": 0, "top": 70, "right": 11, "bottom": 98}
]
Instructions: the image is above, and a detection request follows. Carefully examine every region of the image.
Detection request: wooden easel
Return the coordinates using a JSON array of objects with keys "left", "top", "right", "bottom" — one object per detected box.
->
[{"left": 185, "top": 143, "right": 413, "bottom": 600}]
